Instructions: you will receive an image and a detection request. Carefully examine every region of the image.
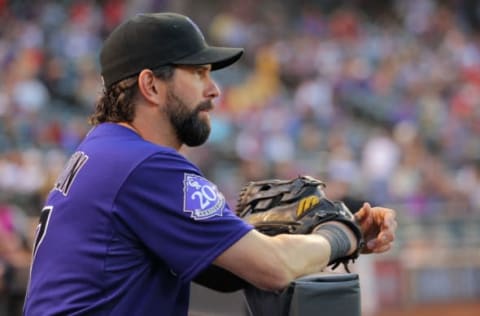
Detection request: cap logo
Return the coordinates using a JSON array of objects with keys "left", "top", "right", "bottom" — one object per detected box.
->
[{"left": 186, "top": 17, "right": 205, "bottom": 41}]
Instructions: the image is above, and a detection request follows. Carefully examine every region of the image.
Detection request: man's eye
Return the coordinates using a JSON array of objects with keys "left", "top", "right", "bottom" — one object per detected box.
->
[{"left": 195, "top": 67, "right": 210, "bottom": 76}]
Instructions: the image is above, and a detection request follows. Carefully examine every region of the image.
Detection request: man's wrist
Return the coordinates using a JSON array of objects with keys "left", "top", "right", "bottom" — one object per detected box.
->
[{"left": 313, "top": 222, "right": 356, "bottom": 264}]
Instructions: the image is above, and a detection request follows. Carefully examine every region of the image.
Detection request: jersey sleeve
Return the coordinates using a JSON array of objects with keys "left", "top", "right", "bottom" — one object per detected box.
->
[{"left": 113, "top": 151, "right": 253, "bottom": 283}]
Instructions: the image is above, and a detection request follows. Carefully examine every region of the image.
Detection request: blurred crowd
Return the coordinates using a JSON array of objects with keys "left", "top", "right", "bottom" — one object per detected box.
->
[{"left": 1, "top": 0, "right": 480, "bottom": 307}]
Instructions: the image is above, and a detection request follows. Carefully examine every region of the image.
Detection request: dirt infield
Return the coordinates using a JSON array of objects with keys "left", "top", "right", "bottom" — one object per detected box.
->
[{"left": 373, "top": 301, "right": 480, "bottom": 316}]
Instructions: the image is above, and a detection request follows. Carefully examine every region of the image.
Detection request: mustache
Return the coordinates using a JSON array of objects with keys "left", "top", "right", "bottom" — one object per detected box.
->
[{"left": 195, "top": 100, "right": 214, "bottom": 113}]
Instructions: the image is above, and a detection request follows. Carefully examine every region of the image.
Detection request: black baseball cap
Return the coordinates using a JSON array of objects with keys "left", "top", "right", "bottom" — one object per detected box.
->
[{"left": 100, "top": 12, "right": 244, "bottom": 87}]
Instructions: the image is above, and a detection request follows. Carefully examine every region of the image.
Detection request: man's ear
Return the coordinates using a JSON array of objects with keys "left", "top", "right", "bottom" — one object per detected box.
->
[{"left": 137, "top": 69, "right": 166, "bottom": 105}]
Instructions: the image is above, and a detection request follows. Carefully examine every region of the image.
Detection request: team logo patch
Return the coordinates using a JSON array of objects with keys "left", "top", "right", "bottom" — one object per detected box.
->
[{"left": 183, "top": 174, "right": 225, "bottom": 220}]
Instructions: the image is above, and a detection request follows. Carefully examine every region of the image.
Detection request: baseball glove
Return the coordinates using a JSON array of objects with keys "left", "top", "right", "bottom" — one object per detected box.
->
[{"left": 235, "top": 175, "right": 364, "bottom": 270}]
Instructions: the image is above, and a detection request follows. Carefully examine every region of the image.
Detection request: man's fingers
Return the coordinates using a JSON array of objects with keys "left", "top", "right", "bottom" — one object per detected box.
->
[
  {"left": 372, "top": 243, "right": 392, "bottom": 253},
  {"left": 366, "top": 239, "right": 377, "bottom": 249},
  {"left": 381, "top": 213, "right": 398, "bottom": 240},
  {"left": 366, "top": 231, "right": 394, "bottom": 250},
  {"left": 380, "top": 231, "right": 395, "bottom": 244},
  {"left": 355, "top": 202, "right": 371, "bottom": 221},
  {"left": 367, "top": 238, "right": 394, "bottom": 253},
  {"left": 356, "top": 206, "right": 397, "bottom": 255},
  {"left": 355, "top": 203, "right": 372, "bottom": 230},
  {"left": 386, "top": 218, "right": 397, "bottom": 232}
]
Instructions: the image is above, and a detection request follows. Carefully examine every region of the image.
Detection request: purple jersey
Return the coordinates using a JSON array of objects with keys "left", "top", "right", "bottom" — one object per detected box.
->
[{"left": 24, "top": 123, "right": 253, "bottom": 316}]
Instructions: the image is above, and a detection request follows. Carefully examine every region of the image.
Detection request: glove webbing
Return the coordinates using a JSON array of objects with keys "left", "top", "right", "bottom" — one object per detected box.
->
[{"left": 237, "top": 180, "right": 325, "bottom": 217}]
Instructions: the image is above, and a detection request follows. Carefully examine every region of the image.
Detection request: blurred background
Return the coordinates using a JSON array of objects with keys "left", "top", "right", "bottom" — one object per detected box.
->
[{"left": 1, "top": 0, "right": 480, "bottom": 315}]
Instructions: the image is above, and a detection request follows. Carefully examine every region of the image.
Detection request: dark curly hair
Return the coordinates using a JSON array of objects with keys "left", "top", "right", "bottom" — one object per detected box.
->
[{"left": 89, "top": 65, "right": 175, "bottom": 125}]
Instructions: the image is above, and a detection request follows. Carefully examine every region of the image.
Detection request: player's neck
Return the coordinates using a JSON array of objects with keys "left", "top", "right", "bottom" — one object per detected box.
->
[
  {"left": 116, "top": 121, "right": 182, "bottom": 151},
  {"left": 118, "top": 122, "right": 142, "bottom": 137}
]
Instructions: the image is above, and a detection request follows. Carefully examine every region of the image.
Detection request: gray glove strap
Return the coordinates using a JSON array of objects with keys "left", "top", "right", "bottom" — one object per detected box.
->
[{"left": 314, "top": 223, "right": 352, "bottom": 264}]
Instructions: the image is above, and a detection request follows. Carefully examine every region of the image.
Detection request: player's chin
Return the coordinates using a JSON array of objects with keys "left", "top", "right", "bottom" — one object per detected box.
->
[
  {"left": 198, "top": 111, "right": 211, "bottom": 126},
  {"left": 198, "top": 109, "right": 210, "bottom": 118}
]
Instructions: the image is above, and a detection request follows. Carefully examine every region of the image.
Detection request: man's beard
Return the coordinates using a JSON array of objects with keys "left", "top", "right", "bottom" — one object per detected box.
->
[{"left": 164, "top": 89, "right": 213, "bottom": 147}]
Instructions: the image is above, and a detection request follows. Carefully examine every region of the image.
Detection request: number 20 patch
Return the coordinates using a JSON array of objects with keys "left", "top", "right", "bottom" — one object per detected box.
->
[{"left": 183, "top": 174, "right": 225, "bottom": 220}]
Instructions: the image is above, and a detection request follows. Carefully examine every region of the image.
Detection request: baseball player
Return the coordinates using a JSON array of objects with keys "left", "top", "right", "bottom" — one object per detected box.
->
[{"left": 23, "top": 12, "right": 397, "bottom": 315}]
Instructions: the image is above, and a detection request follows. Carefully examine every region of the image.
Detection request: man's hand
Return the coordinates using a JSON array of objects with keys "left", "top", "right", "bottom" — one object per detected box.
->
[{"left": 354, "top": 202, "right": 397, "bottom": 254}]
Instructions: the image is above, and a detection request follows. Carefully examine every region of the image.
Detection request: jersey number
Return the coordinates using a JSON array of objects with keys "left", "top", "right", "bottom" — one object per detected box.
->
[{"left": 32, "top": 206, "right": 53, "bottom": 259}]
